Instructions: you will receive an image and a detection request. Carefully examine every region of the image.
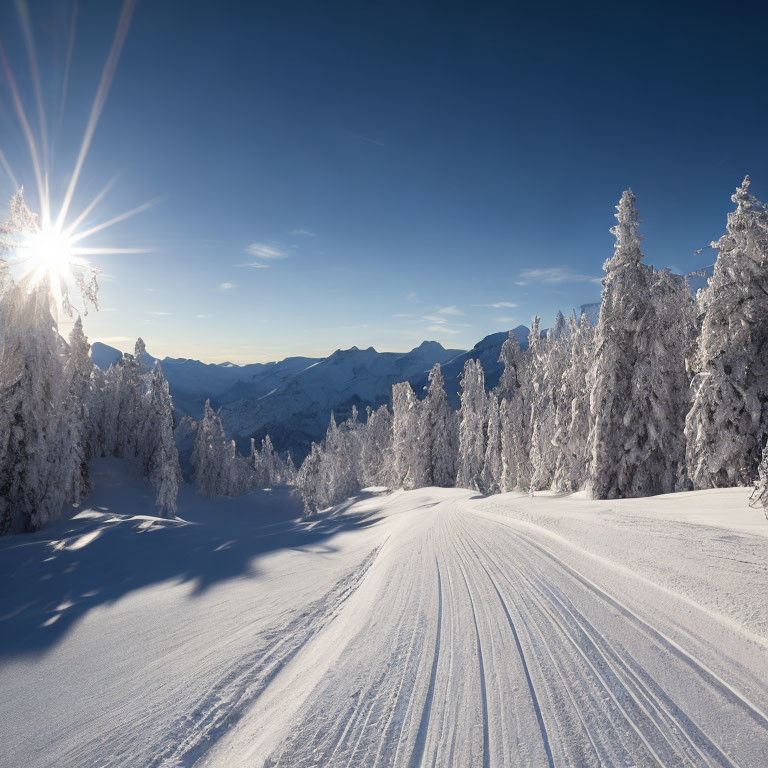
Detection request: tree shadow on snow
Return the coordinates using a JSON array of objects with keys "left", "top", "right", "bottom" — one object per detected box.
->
[{"left": 0, "top": 458, "right": 383, "bottom": 660}]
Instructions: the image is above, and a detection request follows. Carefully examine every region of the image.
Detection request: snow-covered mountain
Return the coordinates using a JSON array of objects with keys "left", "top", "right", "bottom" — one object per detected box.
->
[
  {"left": 220, "top": 340, "right": 464, "bottom": 456},
  {"left": 90, "top": 342, "right": 322, "bottom": 417}
]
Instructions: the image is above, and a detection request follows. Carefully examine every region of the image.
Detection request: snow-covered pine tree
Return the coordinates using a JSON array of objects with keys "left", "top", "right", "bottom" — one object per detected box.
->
[
  {"left": 685, "top": 176, "right": 768, "bottom": 488},
  {"left": 532, "top": 318, "right": 571, "bottom": 490},
  {"left": 192, "top": 399, "right": 229, "bottom": 497},
  {"left": 420, "top": 364, "right": 457, "bottom": 487},
  {"left": 259, "top": 434, "right": 283, "bottom": 487},
  {"left": 360, "top": 404, "right": 393, "bottom": 487},
  {"left": 140, "top": 363, "right": 181, "bottom": 516},
  {"left": 644, "top": 268, "right": 697, "bottom": 491},
  {"left": 107, "top": 340, "right": 145, "bottom": 459},
  {"left": 294, "top": 442, "right": 324, "bottom": 513},
  {"left": 322, "top": 412, "right": 359, "bottom": 503},
  {"left": 551, "top": 309, "right": 569, "bottom": 340},
  {"left": 526, "top": 316, "right": 556, "bottom": 490},
  {"left": 61, "top": 317, "right": 95, "bottom": 505},
  {"left": 496, "top": 329, "right": 528, "bottom": 492},
  {"left": 589, "top": 189, "right": 657, "bottom": 499},
  {"left": 481, "top": 392, "right": 502, "bottom": 493},
  {"left": 392, "top": 381, "right": 422, "bottom": 489},
  {"left": 457, "top": 359, "right": 487, "bottom": 491},
  {"left": 283, "top": 453, "right": 297, "bottom": 485},
  {"left": 0, "top": 283, "right": 70, "bottom": 532},
  {"left": 551, "top": 312, "right": 594, "bottom": 491}
]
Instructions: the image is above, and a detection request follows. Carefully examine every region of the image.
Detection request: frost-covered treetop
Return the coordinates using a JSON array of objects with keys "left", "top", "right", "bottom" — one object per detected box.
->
[
  {"left": 733, "top": 175, "right": 755, "bottom": 209},
  {"left": 607, "top": 188, "right": 644, "bottom": 270}
]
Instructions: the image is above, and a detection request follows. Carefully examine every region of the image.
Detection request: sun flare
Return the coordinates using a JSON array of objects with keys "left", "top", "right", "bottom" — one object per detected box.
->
[{"left": 18, "top": 225, "right": 76, "bottom": 284}]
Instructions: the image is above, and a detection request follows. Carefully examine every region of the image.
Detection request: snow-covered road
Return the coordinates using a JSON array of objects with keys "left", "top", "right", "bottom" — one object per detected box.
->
[{"left": 2, "top": 461, "right": 767, "bottom": 767}]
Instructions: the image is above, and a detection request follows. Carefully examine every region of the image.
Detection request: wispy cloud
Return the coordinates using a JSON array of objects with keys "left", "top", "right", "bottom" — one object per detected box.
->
[
  {"left": 196, "top": 313, "right": 212, "bottom": 319},
  {"left": 424, "top": 314, "right": 447, "bottom": 324},
  {"left": 245, "top": 262, "right": 270, "bottom": 269},
  {"left": 344, "top": 129, "right": 385, "bottom": 147},
  {"left": 496, "top": 316, "right": 517, "bottom": 324},
  {"left": 475, "top": 301, "right": 518, "bottom": 309},
  {"left": 148, "top": 311, "right": 171, "bottom": 316},
  {"left": 246, "top": 242, "right": 291, "bottom": 260},
  {"left": 406, "top": 291, "right": 419, "bottom": 303},
  {"left": 393, "top": 313, "right": 414, "bottom": 318},
  {"left": 427, "top": 324, "right": 461, "bottom": 334},
  {"left": 516, "top": 267, "right": 600, "bottom": 286},
  {"left": 437, "top": 305, "right": 463, "bottom": 316},
  {"left": 219, "top": 282, "right": 235, "bottom": 290},
  {"left": 290, "top": 228, "right": 316, "bottom": 237}
]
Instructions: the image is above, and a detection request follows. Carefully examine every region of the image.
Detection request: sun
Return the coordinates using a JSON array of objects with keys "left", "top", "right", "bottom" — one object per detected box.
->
[{"left": 18, "top": 225, "right": 76, "bottom": 284}]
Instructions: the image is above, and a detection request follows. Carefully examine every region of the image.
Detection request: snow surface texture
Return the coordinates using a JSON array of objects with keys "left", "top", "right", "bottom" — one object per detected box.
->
[{"left": 1, "top": 459, "right": 766, "bottom": 767}]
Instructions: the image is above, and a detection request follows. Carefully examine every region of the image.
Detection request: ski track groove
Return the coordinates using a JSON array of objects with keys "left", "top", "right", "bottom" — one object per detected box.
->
[
  {"left": 149, "top": 544, "right": 384, "bottom": 768},
  {"left": 459, "top": 516, "right": 555, "bottom": 768},
  {"left": 511, "top": 524, "right": 768, "bottom": 732},
  {"left": 407, "top": 553, "right": 442, "bottom": 768},
  {"left": 453, "top": 530, "right": 491, "bottom": 768},
  {"left": 470, "top": 511, "right": 750, "bottom": 767}
]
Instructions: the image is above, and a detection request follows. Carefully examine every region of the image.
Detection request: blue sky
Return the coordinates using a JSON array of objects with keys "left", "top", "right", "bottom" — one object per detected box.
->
[{"left": 1, "top": 0, "right": 767, "bottom": 362}]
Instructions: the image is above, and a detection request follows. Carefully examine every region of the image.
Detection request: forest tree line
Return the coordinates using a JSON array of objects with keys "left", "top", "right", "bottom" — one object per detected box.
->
[{"left": 293, "top": 179, "right": 768, "bottom": 512}]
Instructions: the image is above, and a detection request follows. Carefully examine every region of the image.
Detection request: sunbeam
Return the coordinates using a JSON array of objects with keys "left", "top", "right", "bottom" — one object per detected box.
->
[
  {"left": 55, "top": 0, "right": 137, "bottom": 230},
  {"left": 0, "top": 0, "right": 148, "bottom": 317}
]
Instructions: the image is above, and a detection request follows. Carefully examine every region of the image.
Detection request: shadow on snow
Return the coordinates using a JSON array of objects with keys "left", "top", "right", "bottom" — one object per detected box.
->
[{"left": 0, "top": 458, "right": 382, "bottom": 660}]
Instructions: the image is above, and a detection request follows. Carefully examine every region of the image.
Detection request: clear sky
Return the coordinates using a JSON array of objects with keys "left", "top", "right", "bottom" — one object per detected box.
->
[{"left": 1, "top": 0, "right": 767, "bottom": 363}]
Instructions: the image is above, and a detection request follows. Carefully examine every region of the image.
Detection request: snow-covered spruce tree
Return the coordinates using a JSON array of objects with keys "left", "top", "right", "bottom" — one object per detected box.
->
[
  {"left": 551, "top": 309, "right": 569, "bottom": 341},
  {"left": 294, "top": 442, "right": 324, "bottom": 513},
  {"left": 526, "top": 317, "right": 556, "bottom": 491},
  {"left": 322, "top": 411, "right": 360, "bottom": 503},
  {"left": 284, "top": 453, "right": 297, "bottom": 485},
  {"left": 481, "top": 393, "right": 502, "bottom": 493},
  {"left": 392, "top": 381, "right": 423, "bottom": 489},
  {"left": 496, "top": 330, "right": 528, "bottom": 492},
  {"left": 589, "top": 189, "right": 660, "bottom": 499},
  {"left": 192, "top": 399, "right": 229, "bottom": 497},
  {"left": 686, "top": 176, "right": 768, "bottom": 488},
  {"left": 360, "top": 404, "right": 393, "bottom": 487},
  {"left": 88, "top": 363, "right": 108, "bottom": 459},
  {"left": 0, "top": 283, "right": 71, "bottom": 532},
  {"left": 60, "top": 317, "right": 95, "bottom": 505},
  {"left": 139, "top": 363, "right": 181, "bottom": 516},
  {"left": 250, "top": 434, "right": 292, "bottom": 489},
  {"left": 644, "top": 268, "right": 697, "bottom": 491},
  {"left": 457, "top": 359, "right": 487, "bottom": 491},
  {"left": 420, "top": 364, "right": 458, "bottom": 487},
  {"left": 533, "top": 320, "right": 572, "bottom": 490},
  {"left": 259, "top": 434, "right": 283, "bottom": 486},
  {"left": 100, "top": 340, "right": 145, "bottom": 459},
  {"left": 552, "top": 312, "right": 595, "bottom": 491}
]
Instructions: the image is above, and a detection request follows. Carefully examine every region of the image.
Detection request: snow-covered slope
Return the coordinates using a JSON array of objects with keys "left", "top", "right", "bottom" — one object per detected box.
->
[
  {"left": 221, "top": 341, "right": 463, "bottom": 456},
  {"left": 1, "top": 461, "right": 766, "bottom": 767}
]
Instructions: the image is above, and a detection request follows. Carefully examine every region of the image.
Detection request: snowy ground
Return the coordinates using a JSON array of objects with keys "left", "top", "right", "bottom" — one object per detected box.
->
[{"left": 1, "top": 460, "right": 767, "bottom": 767}]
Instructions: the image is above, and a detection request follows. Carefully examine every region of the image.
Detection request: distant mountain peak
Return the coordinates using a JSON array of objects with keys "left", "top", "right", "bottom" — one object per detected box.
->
[{"left": 410, "top": 340, "right": 446, "bottom": 354}]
